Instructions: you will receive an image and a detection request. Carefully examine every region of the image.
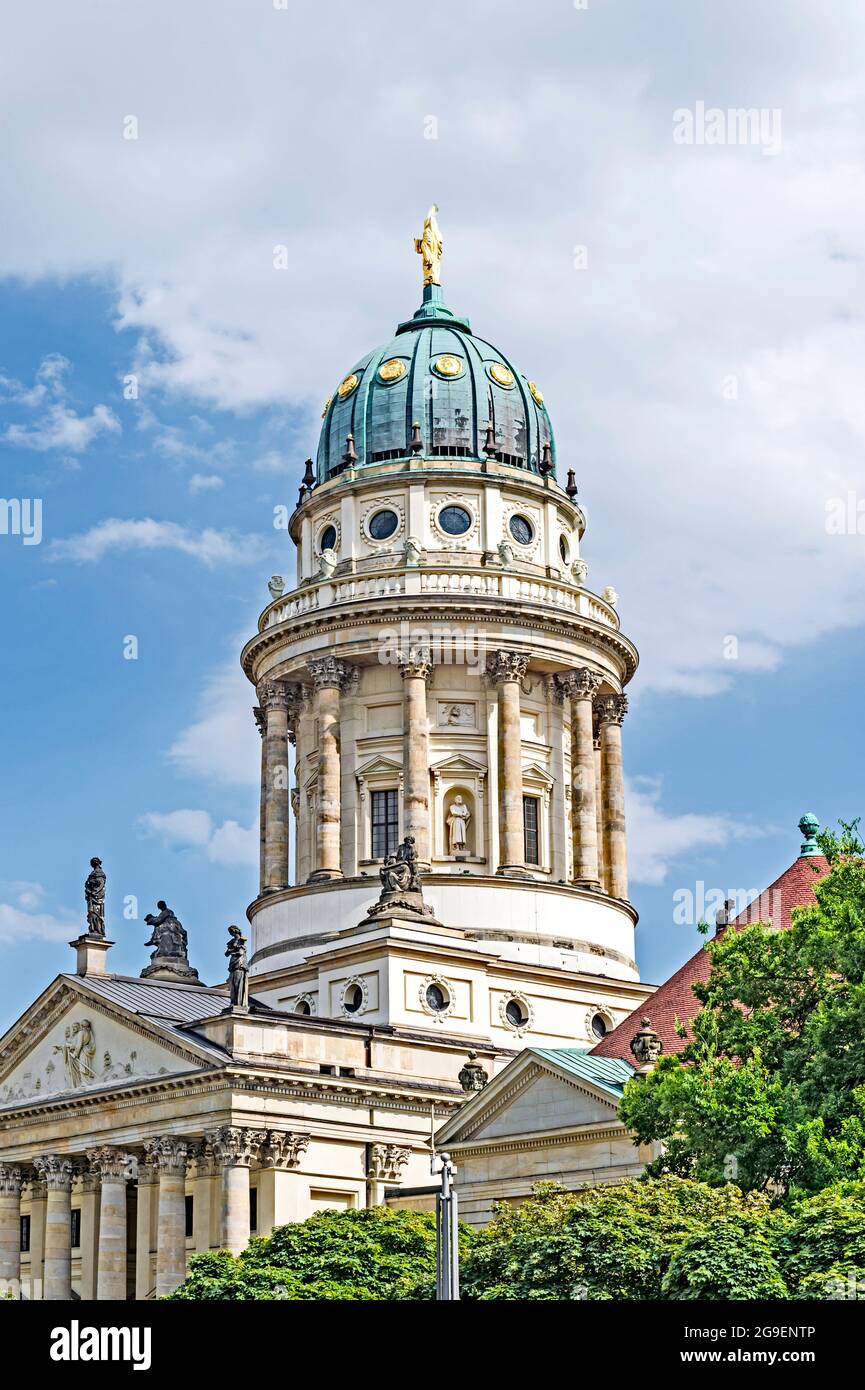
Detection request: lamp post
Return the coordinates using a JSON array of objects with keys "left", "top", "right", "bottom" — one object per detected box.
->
[{"left": 431, "top": 1149, "right": 459, "bottom": 1301}]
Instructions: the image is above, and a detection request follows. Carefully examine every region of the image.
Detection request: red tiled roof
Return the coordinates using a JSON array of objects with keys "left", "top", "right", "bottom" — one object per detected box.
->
[{"left": 590, "top": 853, "right": 829, "bottom": 1064}]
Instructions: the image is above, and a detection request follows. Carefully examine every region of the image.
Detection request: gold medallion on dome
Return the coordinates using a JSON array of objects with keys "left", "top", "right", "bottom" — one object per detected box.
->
[
  {"left": 321, "top": 396, "right": 332, "bottom": 418},
  {"left": 337, "top": 373, "right": 360, "bottom": 399},
  {"left": 488, "top": 361, "right": 515, "bottom": 388},
  {"left": 378, "top": 358, "right": 407, "bottom": 383},
  {"left": 432, "top": 353, "right": 463, "bottom": 378},
  {"left": 528, "top": 380, "right": 545, "bottom": 406}
]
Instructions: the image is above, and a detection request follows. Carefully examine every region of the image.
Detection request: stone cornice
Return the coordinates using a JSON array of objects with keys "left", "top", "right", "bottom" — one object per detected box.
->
[{"left": 450, "top": 1120, "right": 631, "bottom": 1159}]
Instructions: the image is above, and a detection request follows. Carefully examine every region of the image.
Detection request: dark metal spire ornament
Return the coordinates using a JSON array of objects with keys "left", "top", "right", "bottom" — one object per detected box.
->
[{"left": 565, "top": 469, "right": 578, "bottom": 499}]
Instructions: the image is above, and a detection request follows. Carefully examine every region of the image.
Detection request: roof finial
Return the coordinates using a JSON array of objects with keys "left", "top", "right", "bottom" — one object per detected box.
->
[
  {"left": 798, "top": 813, "right": 820, "bottom": 857},
  {"left": 414, "top": 205, "right": 443, "bottom": 287}
]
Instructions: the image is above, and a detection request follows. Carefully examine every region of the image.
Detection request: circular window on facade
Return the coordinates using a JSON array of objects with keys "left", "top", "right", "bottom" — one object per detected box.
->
[
  {"left": 320, "top": 524, "right": 337, "bottom": 553},
  {"left": 559, "top": 535, "right": 569, "bottom": 564},
  {"left": 505, "top": 998, "right": 529, "bottom": 1029},
  {"left": 591, "top": 1012, "right": 609, "bottom": 1040},
  {"left": 438, "top": 505, "right": 472, "bottom": 537},
  {"left": 509, "top": 514, "right": 534, "bottom": 546},
  {"left": 368, "top": 508, "right": 399, "bottom": 541},
  {"left": 343, "top": 983, "right": 364, "bottom": 1014},
  {"left": 425, "top": 982, "right": 449, "bottom": 1013},
  {"left": 294, "top": 999, "right": 312, "bottom": 1017}
]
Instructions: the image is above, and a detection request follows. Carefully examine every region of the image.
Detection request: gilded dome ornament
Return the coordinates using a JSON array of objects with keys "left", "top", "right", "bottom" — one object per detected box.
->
[
  {"left": 337, "top": 373, "right": 359, "bottom": 399},
  {"left": 414, "top": 204, "right": 443, "bottom": 287},
  {"left": 432, "top": 353, "right": 463, "bottom": 378},
  {"left": 321, "top": 396, "right": 332, "bottom": 418},
  {"left": 528, "top": 380, "right": 544, "bottom": 406},
  {"left": 378, "top": 358, "right": 407, "bottom": 383},
  {"left": 488, "top": 361, "right": 515, "bottom": 388}
]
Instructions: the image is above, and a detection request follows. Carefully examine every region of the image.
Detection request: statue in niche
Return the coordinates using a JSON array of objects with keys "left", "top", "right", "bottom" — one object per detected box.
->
[
  {"left": 144, "top": 901, "right": 189, "bottom": 961},
  {"left": 447, "top": 794, "right": 471, "bottom": 854},
  {"left": 84, "top": 857, "right": 106, "bottom": 936},
  {"left": 225, "top": 925, "right": 250, "bottom": 1010},
  {"left": 53, "top": 1019, "right": 97, "bottom": 1089}
]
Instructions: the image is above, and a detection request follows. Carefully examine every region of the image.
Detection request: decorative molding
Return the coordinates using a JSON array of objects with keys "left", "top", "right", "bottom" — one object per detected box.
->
[
  {"left": 498, "top": 992, "right": 534, "bottom": 1038},
  {"left": 418, "top": 974, "right": 456, "bottom": 1022},
  {"left": 339, "top": 975, "right": 370, "bottom": 1018}
]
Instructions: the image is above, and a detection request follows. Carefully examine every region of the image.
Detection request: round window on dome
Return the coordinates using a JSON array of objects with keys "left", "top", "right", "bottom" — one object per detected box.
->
[
  {"left": 591, "top": 1012, "right": 609, "bottom": 1041},
  {"left": 320, "top": 525, "right": 337, "bottom": 553},
  {"left": 368, "top": 508, "right": 399, "bottom": 541},
  {"left": 509, "top": 514, "right": 534, "bottom": 547},
  {"left": 505, "top": 998, "right": 529, "bottom": 1029},
  {"left": 425, "top": 982, "right": 449, "bottom": 1013},
  {"left": 438, "top": 505, "right": 472, "bottom": 537}
]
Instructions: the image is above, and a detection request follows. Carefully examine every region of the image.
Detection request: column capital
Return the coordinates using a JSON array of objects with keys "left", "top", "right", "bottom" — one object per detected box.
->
[
  {"left": 257, "top": 679, "right": 292, "bottom": 712},
  {"left": 259, "top": 1130, "right": 310, "bottom": 1171},
  {"left": 397, "top": 647, "right": 433, "bottom": 682},
  {"left": 367, "top": 1144, "right": 411, "bottom": 1183},
  {"left": 486, "top": 649, "right": 529, "bottom": 686},
  {"left": 204, "top": 1126, "right": 267, "bottom": 1170},
  {"left": 144, "top": 1137, "right": 188, "bottom": 1176},
  {"left": 0, "top": 1163, "right": 22, "bottom": 1195},
  {"left": 307, "top": 656, "right": 347, "bottom": 692},
  {"left": 86, "top": 1147, "right": 131, "bottom": 1182},
  {"left": 33, "top": 1155, "right": 73, "bottom": 1192},
  {"left": 253, "top": 706, "right": 266, "bottom": 737},
  {"left": 559, "top": 667, "right": 603, "bottom": 701},
  {"left": 594, "top": 693, "right": 628, "bottom": 726}
]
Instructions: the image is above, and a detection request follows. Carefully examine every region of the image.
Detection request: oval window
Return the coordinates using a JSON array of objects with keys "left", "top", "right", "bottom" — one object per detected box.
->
[
  {"left": 438, "top": 505, "right": 472, "bottom": 537},
  {"left": 295, "top": 999, "right": 312, "bottom": 1017},
  {"left": 505, "top": 998, "right": 528, "bottom": 1029},
  {"left": 591, "top": 1012, "right": 608, "bottom": 1040},
  {"left": 320, "top": 525, "right": 337, "bottom": 552},
  {"left": 559, "top": 535, "right": 569, "bottom": 564},
  {"left": 509, "top": 514, "right": 534, "bottom": 546},
  {"left": 368, "top": 508, "right": 399, "bottom": 541},
  {"left": 343, "top": 983, "right": 363, "bottom": 1014},
  {"left": 425, "top": 983, "right": 448, "bottom": 1012}
]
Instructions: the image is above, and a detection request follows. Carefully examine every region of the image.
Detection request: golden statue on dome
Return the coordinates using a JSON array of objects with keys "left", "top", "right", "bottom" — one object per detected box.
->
[{"left": 414, "top": 204, "right": 443, "bottom": 286}]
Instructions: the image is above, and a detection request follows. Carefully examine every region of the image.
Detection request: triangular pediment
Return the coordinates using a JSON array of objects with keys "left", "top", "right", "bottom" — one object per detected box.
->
[
  {"left": 356, "top": 754, "right": 403, "bottom": 779},
  {"left": 437, "top": 1051, "right": 622, "bottom": 1147},
  {"left": 429, "top": 753, "right": 486, "bottom": 775},
  {"left": 521, "top": 761, "right": 554, "bottom": 787},
  {"left": 0, "top": 977, "right": 221, "bottom": 1108}
]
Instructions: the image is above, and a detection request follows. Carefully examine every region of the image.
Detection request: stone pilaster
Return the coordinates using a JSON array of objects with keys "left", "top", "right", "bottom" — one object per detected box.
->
[
  {"left": 487, "top": 650, "right": 529, "bottom": 875},
  {"left": 258, "top": 680, "right": 291, "bottom": 892},
  {"left": 339, "top": 666, "right": 362, "bottom": 877},
  {"left": 206, "top": 1127, "right": 267, "bottom": 1255},
  {"left": 0, "top": 1164, "right": 22, "bottom": 1296},
  {"left": 307, "top": 657, "right": 346, "bottom": 881},
  {"left": 545, "top": 676, "right": 568, "bottom": 882},
  {"left": 398, "top": 649, "right": 433, "bottom": 867},
  {"left": 256, "top": 1131, "right": 310, "bottom": 1235},
  {"left": 34, "top": 1155, "right": 73, "bottom": 1301},
  {"left": 366, "top": 1144, "right": 410, "bottom": 1206},
  {"left": 560, "top": 668, "right": 603, "bottom": 887},
  {"left": 88, "top": 1147, "right": 130, "bottom": 1301},
  {"left": 146, "top": 1137, "right": 188, "bottom": 1298},
  {"left": 26, "top": 1178, "right": 46, "bottom": 1299},
  {"left": 595, "top": 693, "right": 629, "bottom": 901}
]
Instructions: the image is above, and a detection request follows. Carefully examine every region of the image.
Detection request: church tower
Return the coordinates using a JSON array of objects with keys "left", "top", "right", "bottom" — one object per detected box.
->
[{"left": 241, "top": 211, "right": 647, "bottom": 1051}]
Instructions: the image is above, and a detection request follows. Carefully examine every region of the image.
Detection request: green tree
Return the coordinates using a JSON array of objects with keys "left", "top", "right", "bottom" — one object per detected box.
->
[
  {"left": 661, "top": 1218, "right": 788, "bottom": 1300},
  {"left": 461, "top": 1176, "right": 775, "bottom": 1301},
  {"left": 773, "top": 1183, "right": 865, "bottom": 1300},
  {"left": 169, "top": 1206, "right": 460, "bottom": 1301},
  {"left": 620, "top": 823, "right": 865, "bottom": 1197}
]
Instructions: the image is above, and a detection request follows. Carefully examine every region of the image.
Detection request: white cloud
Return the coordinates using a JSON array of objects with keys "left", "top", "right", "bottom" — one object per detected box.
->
[
  {"left": 3, "top": 880, "right": 46, "bottom": 911},
  {"left": 5, "top": 401, "right": 120, "bottom": 452},
  {"left": 0, "top": 2, "right": 863, "bottom": 689},
  {"left": 137, "top": 808, "right": 257, "bottom": 867},
  {"left": 0, "top": 901, "right": 78, "bottom": 946},
  {"left": 626, "top": 778, "right": 754, "bottom": 887},
  {"left": 168, "top": 651, "right": 260, "bottom": 787},
  {"left": 48, "top": 517, "right": 262, "bottom": 567},
  {"left": 188, "top": 472, "right": 224, "bottom": 494}
]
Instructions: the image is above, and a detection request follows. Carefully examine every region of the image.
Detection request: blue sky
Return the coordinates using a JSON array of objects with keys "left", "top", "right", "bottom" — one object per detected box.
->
[{"left": 1, "top": 0, "right": 864, "bottom": 1026}]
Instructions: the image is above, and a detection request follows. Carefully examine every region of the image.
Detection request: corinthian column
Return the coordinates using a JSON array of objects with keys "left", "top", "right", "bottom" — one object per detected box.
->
[
  {"left": 398, "top": 649, "right": 433, "bottom": 867},
  {"left": 207, "top": 1127, "right": 266, "bottom": 1255},
  {"left": 34, "top": 1155, "right": 73, "bottom": 1300},
  {"left": 146, "top": 1137, "right": 188, "bottom": 1297},
  {"left": 487, "top": 650, "right": 529, "bottom": 875},
  {"left": 257, "top": 680, "right": 291, "bottom": 892},
  {"left": 559, "top": 668, "right": 602, "bottom": 887},
  {"left": 0, "top": 1164, "right": 22, "bottom": 1295},
  {"left": 595, "top": 693, "right": 629, "bottom": 901},
  {"left": 88, "top": 1147, "right": 130, "bottom": 1301},
  {"left": 307, "top": 657, "right": 346, "bottom": 881},
  {"left": 253, "top": 705, "right": 266, "bottom": 889}
]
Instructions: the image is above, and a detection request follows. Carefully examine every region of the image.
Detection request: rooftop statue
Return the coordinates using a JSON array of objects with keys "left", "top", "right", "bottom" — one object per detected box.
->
[
  {"left": 84, "top": 857, "right": 106, "bottom": 937},
  {"left": 141, "top": 900, "right": 200, "bottom": 982},
  {"left": 414, "top": 204, "right": 443, "bottom": 286},
  {"left": 367, "top": 835, "right": 436, "bottom": 921},
  {"left": 225, "top": 924, "right": 250, "bottom": 1010}
]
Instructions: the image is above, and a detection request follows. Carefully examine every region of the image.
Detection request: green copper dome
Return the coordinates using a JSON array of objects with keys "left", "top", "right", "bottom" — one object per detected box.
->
[{"left": 316, "top": 284, "right": 555, "bottom": 483}]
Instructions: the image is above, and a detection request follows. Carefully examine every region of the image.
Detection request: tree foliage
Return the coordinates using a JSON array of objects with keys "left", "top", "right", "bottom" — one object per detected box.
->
[{"left": 620, "top": 823, "right": 865, "bottom": 1196}]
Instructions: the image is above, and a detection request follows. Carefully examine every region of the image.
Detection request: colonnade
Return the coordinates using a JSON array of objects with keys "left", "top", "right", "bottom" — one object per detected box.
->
[
  {"left": 0, "top": 1126, "right": 308, "bottom": 1301},
  {"left": 255, "top": 652, "right": 629, "bottom": 901}
]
